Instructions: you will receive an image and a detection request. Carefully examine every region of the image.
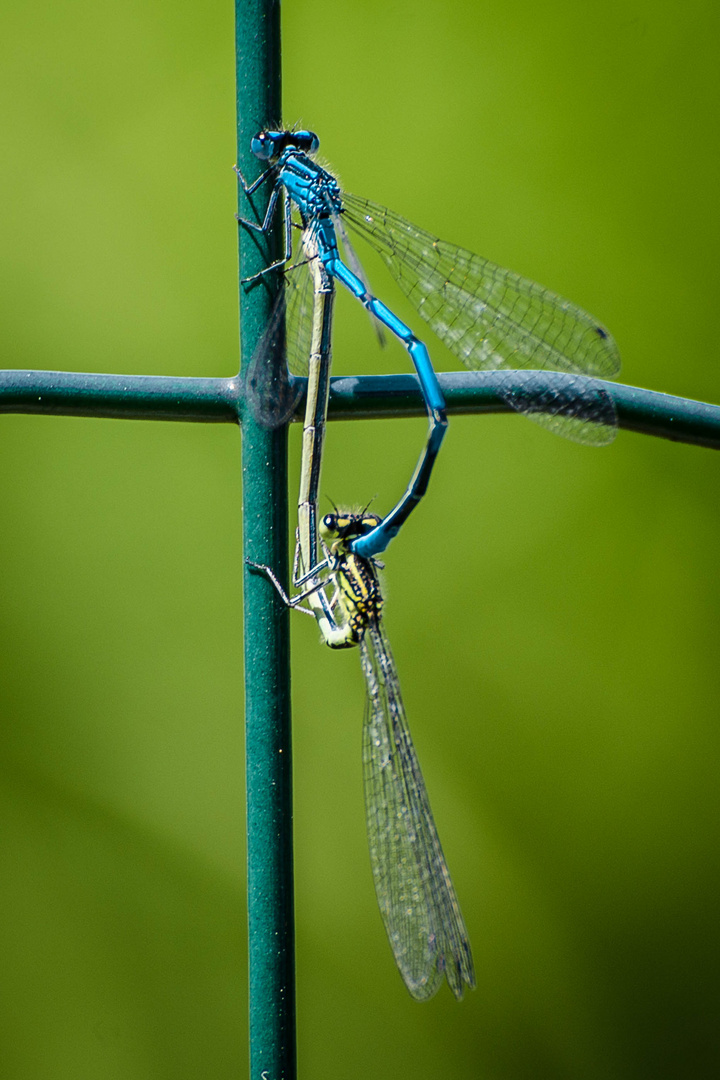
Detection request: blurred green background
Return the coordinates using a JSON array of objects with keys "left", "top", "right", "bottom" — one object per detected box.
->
[{"left": 1, "top": 0, "right": 719, "bottom": 1077}]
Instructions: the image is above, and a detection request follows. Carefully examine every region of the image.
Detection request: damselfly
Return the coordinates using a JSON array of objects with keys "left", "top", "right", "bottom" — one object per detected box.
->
[
  {"left": 237, "top": 128, "right": 621, "bottom": 558},
  {"left": 248, "top": 511, "right": 475, "bottom": 1000}
]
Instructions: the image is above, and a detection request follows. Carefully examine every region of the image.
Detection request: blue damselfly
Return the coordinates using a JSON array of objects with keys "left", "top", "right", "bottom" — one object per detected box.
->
[{"left": 237, "top": 128, "right": 620, "bottom": 557}]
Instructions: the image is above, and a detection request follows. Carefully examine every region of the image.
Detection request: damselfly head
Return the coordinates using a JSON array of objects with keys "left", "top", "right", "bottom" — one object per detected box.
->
[
  {"left": 320, "top": 511, "right": 382, "bottom": 550},
  {"left": 250, "top": 129, "right": 320, "bottom": 162}
]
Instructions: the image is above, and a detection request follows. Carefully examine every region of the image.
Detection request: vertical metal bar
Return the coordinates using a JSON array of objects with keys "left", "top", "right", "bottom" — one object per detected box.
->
[{"left": 236, "top": 4, "right": 295, "bottom": 1080}]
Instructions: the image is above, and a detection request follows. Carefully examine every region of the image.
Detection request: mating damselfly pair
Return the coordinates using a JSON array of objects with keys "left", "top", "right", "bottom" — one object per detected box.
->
[{"left": 238, "top": 127, "right": 620, "bottom": 1000}]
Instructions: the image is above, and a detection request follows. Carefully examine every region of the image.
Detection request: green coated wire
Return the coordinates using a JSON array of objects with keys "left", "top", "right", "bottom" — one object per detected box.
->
[
  {"left": 2, "top": 369, "right": 720, "bottom": 451},
  {"left": 235, "top": 2, "right": 296, "bottom": 1079}
]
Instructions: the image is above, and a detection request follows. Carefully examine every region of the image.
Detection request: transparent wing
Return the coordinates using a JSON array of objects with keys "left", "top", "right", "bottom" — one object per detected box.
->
[
  {"left": 493, "top": 368, "right": 618, "bottom": 445},
  {"left": 332, "top": 211, "right": 386, "bottom": 348},
  {"left": 342, "top": 191, "right": 620, "bottom": 445},
  {"left": 285, "top": 238, "right": 315, "bottom": 378},
  {"left": 360, "top": 623, "right": 475, "bottom": 1001},
  {"left": 242, "top": 250, "right": 312, "bottom": 429}
]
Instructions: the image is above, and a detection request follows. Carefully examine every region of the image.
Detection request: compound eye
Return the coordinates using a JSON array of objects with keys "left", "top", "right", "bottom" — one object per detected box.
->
[
  {"left": 322, "top": 514, "right": 336, "bottom": 529},
  {"left": 250, "top": 132, "right": 274, "bottom": 161}
]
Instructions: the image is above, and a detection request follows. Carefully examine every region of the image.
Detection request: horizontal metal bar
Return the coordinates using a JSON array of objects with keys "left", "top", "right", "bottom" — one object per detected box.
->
[
  {"left": 323, "top": 372, "right": 720, "bottom": 450},
  {"left": 1, "top": 368, "right": 719, "bottom": 449},
  {"left": 0, "top": 369, "right": 240, "bottom": 422}
]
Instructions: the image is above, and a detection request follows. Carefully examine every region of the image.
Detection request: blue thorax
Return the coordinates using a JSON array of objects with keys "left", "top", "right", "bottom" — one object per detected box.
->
[{"left": 277, "top": 149, "right": 343, "bottom": 227}]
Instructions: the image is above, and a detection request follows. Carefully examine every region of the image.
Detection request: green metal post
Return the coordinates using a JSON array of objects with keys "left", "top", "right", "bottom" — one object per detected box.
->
[{"left": 236, "top": 4, "right": 296, "bottom": 1079}]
